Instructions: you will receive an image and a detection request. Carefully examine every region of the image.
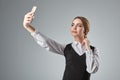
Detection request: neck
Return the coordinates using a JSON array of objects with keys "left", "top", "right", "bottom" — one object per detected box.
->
[{"left": 74, "top": 36, "right": 84, "bottom": 44}]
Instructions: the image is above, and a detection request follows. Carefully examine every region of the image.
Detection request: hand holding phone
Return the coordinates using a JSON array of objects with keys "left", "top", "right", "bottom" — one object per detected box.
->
[
  {"left": 23, "top": 6, "right": 37, "bottom": 27},
  {"left": 23, "top": 6, "right": 37, "bottom": 33}
]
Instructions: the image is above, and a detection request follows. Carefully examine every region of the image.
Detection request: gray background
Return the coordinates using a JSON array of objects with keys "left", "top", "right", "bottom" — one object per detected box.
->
[{"left": 0, "top": 0, "right": 120, "bottom": 80}]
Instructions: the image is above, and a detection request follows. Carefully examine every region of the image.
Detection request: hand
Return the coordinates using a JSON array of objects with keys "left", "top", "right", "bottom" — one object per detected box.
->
[
  {"left": 23, "top": 6, "right": 37, "bottom": 29},
  {"left": 82, "top": 38, "right": 91, "bottom": 51}
]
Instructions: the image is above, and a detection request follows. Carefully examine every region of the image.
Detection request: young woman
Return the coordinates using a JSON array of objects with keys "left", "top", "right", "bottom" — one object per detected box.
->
[{"left": 23, "top": 6, "right": 99, "bottom": 80}]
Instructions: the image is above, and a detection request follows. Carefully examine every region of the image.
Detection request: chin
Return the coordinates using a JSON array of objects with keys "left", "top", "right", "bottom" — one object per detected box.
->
[
  {"left": 71, "top": 33, "right": 76, "bottom": 36},
  {"left": 72, "top": 34, "right": 78, "bottom": 37}
]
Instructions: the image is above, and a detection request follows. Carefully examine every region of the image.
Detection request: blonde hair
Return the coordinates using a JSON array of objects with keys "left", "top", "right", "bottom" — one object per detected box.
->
[{"left": 74, "top": 16, "right": 90, "bottom": 38}]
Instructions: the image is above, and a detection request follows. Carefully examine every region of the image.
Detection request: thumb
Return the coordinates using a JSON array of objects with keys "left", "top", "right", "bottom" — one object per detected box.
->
[{"left": 82, "top": 39, "right": 85, "bottom": 46}]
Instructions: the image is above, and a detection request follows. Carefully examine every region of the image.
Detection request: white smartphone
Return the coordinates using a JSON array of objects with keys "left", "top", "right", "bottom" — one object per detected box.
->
[{"left": 31, "top": 6, "right": 37, "bottom": 13}]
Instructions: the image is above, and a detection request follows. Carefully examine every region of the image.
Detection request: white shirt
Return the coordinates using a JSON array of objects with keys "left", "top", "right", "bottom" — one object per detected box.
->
[{"left": 31, "top": 31, "right": 99, "bottom": 74}]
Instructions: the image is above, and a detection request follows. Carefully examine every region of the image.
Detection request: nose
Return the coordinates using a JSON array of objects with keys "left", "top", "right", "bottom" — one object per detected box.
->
[{"left": 73, "top": 25, "right": 77, "bottom": 30}]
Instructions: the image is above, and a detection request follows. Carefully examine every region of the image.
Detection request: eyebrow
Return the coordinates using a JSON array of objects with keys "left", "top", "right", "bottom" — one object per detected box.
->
[{"left": 72, "top": 22, "right": 82, "bottom": 25}]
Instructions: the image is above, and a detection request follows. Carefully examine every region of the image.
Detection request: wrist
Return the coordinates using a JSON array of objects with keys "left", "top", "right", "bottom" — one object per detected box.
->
[{"left": 24, "top": 24, "right": 35, "bottom": 33}]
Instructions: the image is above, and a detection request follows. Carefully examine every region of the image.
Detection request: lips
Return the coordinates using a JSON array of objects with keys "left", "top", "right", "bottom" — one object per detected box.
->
[{"left": 72, "top": 31, "right": 77, "bottom": 33}]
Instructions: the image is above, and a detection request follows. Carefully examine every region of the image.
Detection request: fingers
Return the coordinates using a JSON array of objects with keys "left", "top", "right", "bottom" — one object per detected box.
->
[
  {"left": 25, "top": 12, "right": 34, "bottom": 21},
  {"left": 24, "top": 12, "right": 34, "bottom": 25},
  {"left": 82, "top": 38, "right": 91, "bottom": 50},
  {"left": 82, "top": 38, "right": 90, "bottom": 46},
  {"left": 82, "top": 39, "right": 85, "bottom": 46},
  {"left": 84, "top": 38, "right": 90, "bottom": 44}
]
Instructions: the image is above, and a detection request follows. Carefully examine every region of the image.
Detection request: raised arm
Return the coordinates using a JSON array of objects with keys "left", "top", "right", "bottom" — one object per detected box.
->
[{"left": 23, "top": 6, "right": 66, "bottom": 55}]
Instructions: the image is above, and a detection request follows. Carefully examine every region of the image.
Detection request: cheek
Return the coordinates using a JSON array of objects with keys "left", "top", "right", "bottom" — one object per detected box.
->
[
  {"left": 77, "top": 28, "right": 84, "bottom": 34},
  {"left": 70, "top": 27, "right": 73, "bottom": 32}
]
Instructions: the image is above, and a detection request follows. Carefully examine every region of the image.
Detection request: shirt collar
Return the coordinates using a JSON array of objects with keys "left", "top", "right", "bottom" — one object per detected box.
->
[{"left": 72, "top": 41, "right": 82, "bottom": 46}]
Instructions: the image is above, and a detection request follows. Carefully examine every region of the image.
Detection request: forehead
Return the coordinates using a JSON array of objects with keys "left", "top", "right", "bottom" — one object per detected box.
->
[{"left": 72, "top": 18, "right": 83, "bottom": 25}]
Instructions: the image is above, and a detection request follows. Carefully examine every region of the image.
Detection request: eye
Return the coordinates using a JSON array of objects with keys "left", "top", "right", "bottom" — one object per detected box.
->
[
  {"left": 77, "top": 24, "right": 82, "bottom": 27},
  {"left": 76, "top": 23, "right": 83, "bottom": 27},
  {"left": 71, "top": 23, "right": 74, "bottom": 27},
  {"left": 78, "top": 24, "right": 83, "bottom": 27},
  {"left": 79, "top": 25, "right": 82, "bottom": 27}
]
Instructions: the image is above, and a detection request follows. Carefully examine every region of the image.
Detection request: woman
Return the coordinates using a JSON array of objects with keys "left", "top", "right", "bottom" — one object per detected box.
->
[{"left": 23, "top": 6, "right": 99, "bottom": 80}]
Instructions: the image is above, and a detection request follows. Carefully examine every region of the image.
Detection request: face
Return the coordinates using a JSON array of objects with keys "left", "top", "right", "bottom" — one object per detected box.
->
[{"left": 70, "top": 18, "right": 85, "bottom": 38}]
